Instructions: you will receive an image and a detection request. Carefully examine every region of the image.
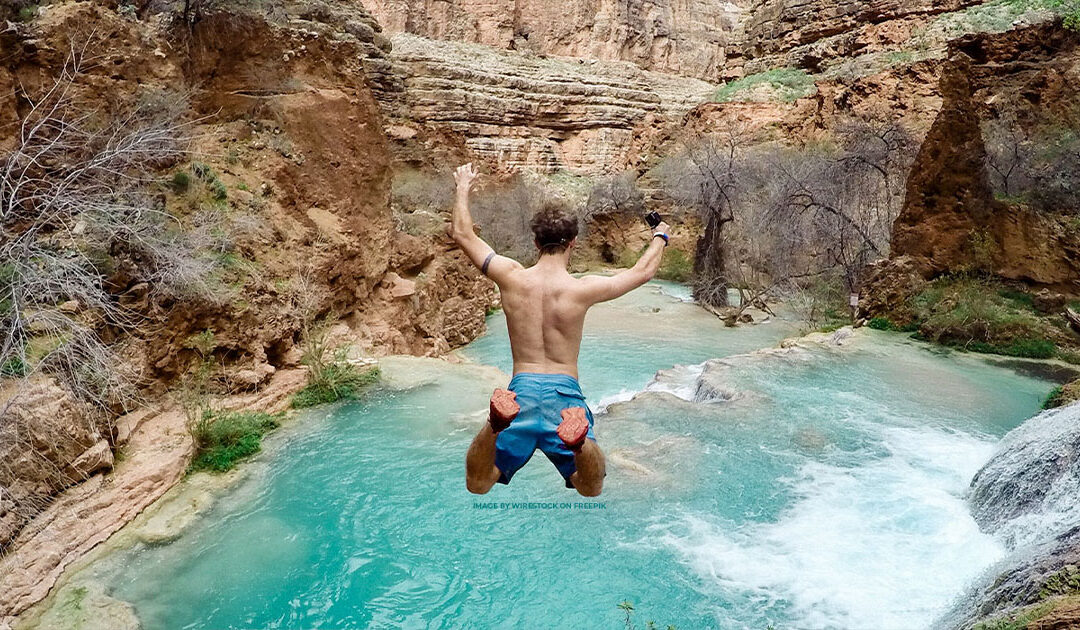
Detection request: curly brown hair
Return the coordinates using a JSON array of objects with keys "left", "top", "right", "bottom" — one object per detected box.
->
[{"left": 530, "top": 200, "right": 579, "bottom": 255}]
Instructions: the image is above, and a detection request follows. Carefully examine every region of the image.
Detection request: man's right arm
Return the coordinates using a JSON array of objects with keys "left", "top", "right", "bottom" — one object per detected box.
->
[
  {"left": 447, "top": 163, "right": 523, "bottom": 286},
  {"left": 578, "top": 222, "right": 671, "bottom": 305}
]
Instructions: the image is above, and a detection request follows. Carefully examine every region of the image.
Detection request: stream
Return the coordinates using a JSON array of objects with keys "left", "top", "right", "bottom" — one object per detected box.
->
[{"left": 48, "top": 282, "right": 1055, "bottom": 630}]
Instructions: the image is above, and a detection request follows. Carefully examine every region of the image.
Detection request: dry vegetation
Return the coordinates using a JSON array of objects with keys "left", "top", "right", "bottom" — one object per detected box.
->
[{"left": 656, "top": 120, "right": 916, "bottom": 323}]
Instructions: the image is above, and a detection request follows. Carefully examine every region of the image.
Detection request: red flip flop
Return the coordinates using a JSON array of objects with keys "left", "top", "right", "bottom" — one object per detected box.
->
[
  {"left": 489, "top": 389, "right": 519, "bottom": 433},
  {"left": 557, "top": 407, "right": 589, "bottom": 452}
]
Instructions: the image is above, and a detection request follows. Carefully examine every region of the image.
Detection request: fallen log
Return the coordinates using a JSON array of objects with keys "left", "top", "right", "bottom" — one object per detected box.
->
[{"left": 1066, "top": 307, "right": 1080, "bottom": 335}]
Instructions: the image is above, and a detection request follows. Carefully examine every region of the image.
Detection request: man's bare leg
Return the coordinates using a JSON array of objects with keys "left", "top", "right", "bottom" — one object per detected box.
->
[
  {"left": 558, "top": 407, "right": 605, "bottom": 497},
  {"left": 465, "top": 424, "right": 501, "bottom": 494},
  {"left": 569, "top": 439, "right": 605, "bottom": 497},
  {"left": 465, "top": 389, "right": 519, "bottom": 495}
]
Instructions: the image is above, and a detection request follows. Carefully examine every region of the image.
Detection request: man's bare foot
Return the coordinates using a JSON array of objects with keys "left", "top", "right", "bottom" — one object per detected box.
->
[
  {"left": 557, "top": 407, "right": 589, "bottom": 452},
  {"left": 489, "top": 389, "right": 519, "bottom": 433}
]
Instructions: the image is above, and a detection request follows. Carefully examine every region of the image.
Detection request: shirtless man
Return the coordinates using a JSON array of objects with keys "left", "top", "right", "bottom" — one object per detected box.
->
[{"left": 450, "top": 164, "right": 671, "bottom": 497}]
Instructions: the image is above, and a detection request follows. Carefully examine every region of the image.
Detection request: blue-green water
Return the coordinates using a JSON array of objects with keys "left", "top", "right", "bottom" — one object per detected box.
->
[{"left": 78, "top": 283, "right": 1053, "bottom": 629}]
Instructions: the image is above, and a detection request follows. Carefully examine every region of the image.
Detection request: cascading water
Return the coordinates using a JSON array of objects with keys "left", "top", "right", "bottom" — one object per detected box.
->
[
  {"left": 27, "top": 283, "right": 1057, "bottom": 630},
  {"left": 937, "top": 402, "right": 1080, "bottom": 629}
]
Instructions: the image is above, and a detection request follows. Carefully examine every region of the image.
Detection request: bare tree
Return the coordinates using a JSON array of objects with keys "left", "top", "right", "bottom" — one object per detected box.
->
[
  {"left": 0, "top": 48, "right": 199, "bottom": 410},
  {"left": 585, "top": 172, "right": 645, "bottom": 220},
  {"left": 983, "top": 117, "right": 1080, "bottom": 213},
  {"left": 657, "top": 129, "right": 747, "bottom": 307},
  {"left": 658, "top": 119, "right": 915, "bottom": 322}
]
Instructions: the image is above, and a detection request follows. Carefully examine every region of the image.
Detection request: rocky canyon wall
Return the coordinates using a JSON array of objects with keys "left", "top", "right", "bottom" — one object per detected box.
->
[
  {"left": 0, "top": 0, "right": 495, "bottom": 565},
  {"left": 380, "top": 34, "right": 714, "bottom": 173},
  {"left": 366, "top": 0, "right": 743, "bottom": 81},
  {"left": 728, "top": 0, "right": 982, "bottom": 77}
]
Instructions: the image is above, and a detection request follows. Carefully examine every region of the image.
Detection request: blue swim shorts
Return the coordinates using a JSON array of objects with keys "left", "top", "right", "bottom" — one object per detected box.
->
[{"left": 494, "top": 372, "right": 596, "bottom": 488}]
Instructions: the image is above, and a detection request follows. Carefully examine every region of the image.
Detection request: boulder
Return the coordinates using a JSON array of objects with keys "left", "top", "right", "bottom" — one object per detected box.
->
[{"left": 69, "top": 441, "right": 114, "bottom": 478}]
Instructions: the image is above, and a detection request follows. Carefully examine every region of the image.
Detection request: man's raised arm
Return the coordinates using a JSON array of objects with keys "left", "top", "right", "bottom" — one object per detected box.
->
[
  {"left": 578, "top": 221, "right": 671, "bottom": 305},
  {"left": 447, "top": 163, "right": 522, "bottom": 284}
]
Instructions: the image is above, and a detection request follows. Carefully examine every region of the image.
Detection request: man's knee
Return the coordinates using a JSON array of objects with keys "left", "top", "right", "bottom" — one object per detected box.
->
[
  {"left": 464, "top": 473, "right": 496, "bottom": 497},
  {"left": 466, "top": 475, "right": 496, "bottom": 495},
  {"left": 573, "top": 479, "right": 603, "bottom": 497}
]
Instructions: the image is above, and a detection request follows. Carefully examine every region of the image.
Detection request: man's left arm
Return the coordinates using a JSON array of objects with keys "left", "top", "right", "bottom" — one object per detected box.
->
[{"left": 448, "top": 163, "right": 523, "bottom": 284}]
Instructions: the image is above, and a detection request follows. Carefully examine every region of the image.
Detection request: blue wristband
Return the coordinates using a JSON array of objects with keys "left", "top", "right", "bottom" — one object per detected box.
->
[{"left": 653, "top": 233, "right": 669, "bottom": 246}]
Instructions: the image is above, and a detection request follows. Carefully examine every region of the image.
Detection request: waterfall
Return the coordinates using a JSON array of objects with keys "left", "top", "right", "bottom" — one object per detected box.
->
[{"left": 938, "top": 401, "right": 1080, "bottom": 629}]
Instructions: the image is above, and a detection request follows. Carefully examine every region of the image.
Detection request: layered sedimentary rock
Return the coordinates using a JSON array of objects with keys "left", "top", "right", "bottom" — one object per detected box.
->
[
  {"left": 381, "top": 34, "right": 714, "bottom": 172},
  {"left": 366, "top": 0, "right": 743, "bottom": 81},
  {"left": 728, "top": 0, "right": 983, "bottom": 77}
]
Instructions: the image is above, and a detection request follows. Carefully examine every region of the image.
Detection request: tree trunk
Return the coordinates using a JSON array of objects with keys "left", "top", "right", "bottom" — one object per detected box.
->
[{"left": 692, "top": 212, "right": 728, "bottom": 307}]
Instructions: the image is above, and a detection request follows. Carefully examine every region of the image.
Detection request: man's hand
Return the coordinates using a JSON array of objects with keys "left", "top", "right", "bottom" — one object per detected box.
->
[
  {"left": 654, "top": 221, "right": 672, "bottom": 237},
  {"left": 455, "top": 163, "right": 479, "bottom": 196}
]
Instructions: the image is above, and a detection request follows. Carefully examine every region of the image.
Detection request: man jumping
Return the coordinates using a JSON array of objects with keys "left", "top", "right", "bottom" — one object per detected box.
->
[{"left": 449, "top": 164, "right": 671, "bottom": 497}]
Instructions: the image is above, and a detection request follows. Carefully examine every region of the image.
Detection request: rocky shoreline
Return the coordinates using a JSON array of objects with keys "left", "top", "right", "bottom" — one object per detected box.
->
[{"left": 0, "top": 366, "right": 310, "bottom": 627}]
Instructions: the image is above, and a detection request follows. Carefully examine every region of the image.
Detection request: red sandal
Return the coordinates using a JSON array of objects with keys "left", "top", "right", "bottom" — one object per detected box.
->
[
  {"left": 489, "top": 389, "right": 519, "bottom": 433},
  {"left": 557, "top": 407, "right": 589, "bottom": 452}
]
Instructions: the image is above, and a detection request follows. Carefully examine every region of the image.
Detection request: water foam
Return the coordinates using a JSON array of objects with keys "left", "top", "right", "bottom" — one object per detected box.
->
[{"left": 656, "top": 426, "right": 1004, "bottom": 630}]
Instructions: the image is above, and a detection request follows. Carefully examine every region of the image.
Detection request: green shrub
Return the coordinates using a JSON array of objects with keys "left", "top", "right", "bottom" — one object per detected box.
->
[
  {"left": 188, "top": 410, "right": 282, "bottom": 473},
  {"left": 912, "top": 276, "right": 1061, "bottom": 357},
  {"left": 292, "top": 363, "right": 380, "bottom": 409},
  {"left": 170, "top": 170, "right": 191, "bottom": 193},
  {"left": 1044, "top": 385, "right": 1067, "bottom": 409},
  {"left": 656, "top": 248, "right": 693, "bottom": 282},
  {"left": 16, "top": 5, "right": 37, "bottom": 22},
  {"left": 1, "top": 356, "right": 27, "bottom": 377},
  {"left": 209, "top": 178, "right": 228, "bottom": 201},
  {"left": 868, "top": 317, "right": 895, "bottom": 331},
  {"left": 714, "top": 68, "right": 817, "bottom": 104}
]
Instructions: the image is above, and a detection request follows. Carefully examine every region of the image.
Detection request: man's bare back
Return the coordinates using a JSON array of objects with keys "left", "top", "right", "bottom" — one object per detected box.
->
[{"left": 450, "top": 163, "right": 671, "bottom": 495}]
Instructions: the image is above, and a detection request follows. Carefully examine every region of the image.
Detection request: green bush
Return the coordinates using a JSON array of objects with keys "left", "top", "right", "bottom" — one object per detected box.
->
[
  {"left": 188, "top": 410, "right": 282, "bottom": 473},
  {"left": 292, "top": 364, "right": 380, "bottom": 409},
  {"left": 1044, "top": 385, "right": 1066, "bottom": 409},
  {"left": 16, "top": 5, "right": 37, "bottom": 22},
  {"left": 714, "top": 68, "right": 817, "bottom": 104},
  {"left": 912, "top": 276, "right": 1062, "bottom": 357},
  {"left": 1, "top": 356, "right": 27, "bottom": 377},
  {"left": 209, "top": 178, "right": 228, "bottom": 201},
  {"left": 656, "top": 248, "right": 693, "bottom": 282},
  {"left": 868, "top": 317, "right": 894, "bottom": 331},
  {"left": 170, "top": 170, "right": 191, "bottom": 193}
]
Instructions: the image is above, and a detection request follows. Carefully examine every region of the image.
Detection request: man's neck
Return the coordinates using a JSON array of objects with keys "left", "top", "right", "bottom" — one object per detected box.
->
[{"left": 534, "top": 252, "right": 571, "bottom": 271}]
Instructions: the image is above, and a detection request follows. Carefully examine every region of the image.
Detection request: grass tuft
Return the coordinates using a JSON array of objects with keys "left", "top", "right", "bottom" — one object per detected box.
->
[
  {"left": 714, "top": 68, "right": 817, "bottom": 104},
  {"left": 911, "top": 276, "right": 1070, "bottom": 360},
  {"left": 188, "top": 410, "right": 282, "bottom": 473},
  {"left": 292, "top": 364, "right": 380, "bottom": 409}
]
